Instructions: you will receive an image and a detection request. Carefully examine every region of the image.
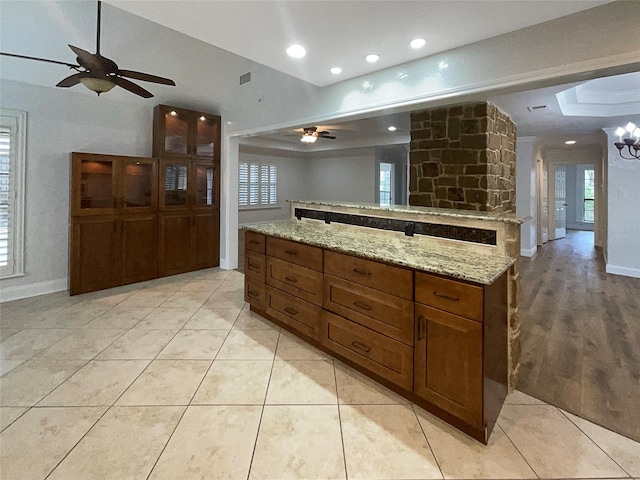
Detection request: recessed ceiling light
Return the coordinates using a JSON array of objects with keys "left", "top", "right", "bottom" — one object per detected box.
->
[
  {"left": 387, "top": 126, "right": 397, "bottom": 132},
  {"left": 365, "top": 54, "right": 380, "bottom": 63},
  {"left": 330, "top": 67, "right": 342, "bottom": 75},
  {"left": 286, "top": 44, "right": 306, "bottom": 58},
  {"left": 565, "top": 140, "right": 577, "bottom": 145},
  {"left": 410, "top": 38, "right": 426, "bottom": 49}
]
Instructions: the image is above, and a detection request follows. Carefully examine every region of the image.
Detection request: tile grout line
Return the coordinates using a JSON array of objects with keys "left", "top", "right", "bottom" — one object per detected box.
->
[
  {"left": 145, "top": 298, "right": 243, "bottom": 480},
  {"left": 557, "top": 406, "right": 634, "bottom": 478},
  {"left": 333, "top": 358, "right": 350, "bottom": 480},
  {"left": 410, "top": 403, "right": 445, "bottom": 479},
  {"left": 246, "top": 328, "right": 282, "bottom": 480},
  {"left": 495, "top": 421, "right": 540, "bottom": 479}
]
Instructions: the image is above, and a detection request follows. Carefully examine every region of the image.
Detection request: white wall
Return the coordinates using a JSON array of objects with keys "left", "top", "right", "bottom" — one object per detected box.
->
[
  {"left": 515, "top": 138, "right": 537, "bottom": 257},
  {"left": 306, "top": 149, "right": 377, "bottom": 204},
  {"left": 604, "top": 128, "right": 640, "bottom": 278},
  {"left": 238, "top": 148, "right": 307, "bottom": 225}
]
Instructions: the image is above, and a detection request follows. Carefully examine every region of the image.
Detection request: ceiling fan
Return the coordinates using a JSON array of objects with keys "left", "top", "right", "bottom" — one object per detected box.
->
[
  {"left": 296, "top": 127, "right": 337, "bottom": 143},
  {"left": 0, "top": 1, "right": 175, "bottom": 98}
]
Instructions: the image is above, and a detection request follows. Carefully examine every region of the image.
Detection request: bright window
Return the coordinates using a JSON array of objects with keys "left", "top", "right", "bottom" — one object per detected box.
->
[
  {"left": 0, "top": 109, "right": 26, "bottom": 278},
  {"left": 583, "top": 168, "right": 595, "bottom": 223},
  {"left": 239, "top": 162, "right": 277, "bottom": 207}
]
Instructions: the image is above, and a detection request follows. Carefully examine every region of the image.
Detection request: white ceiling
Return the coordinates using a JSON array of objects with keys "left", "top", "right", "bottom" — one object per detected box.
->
[
  {"left": 240, "top": 72, "right": 640, "bottom": 153},
  {"left": 107, "top": 0, "right": 613, "bottom": 87}
]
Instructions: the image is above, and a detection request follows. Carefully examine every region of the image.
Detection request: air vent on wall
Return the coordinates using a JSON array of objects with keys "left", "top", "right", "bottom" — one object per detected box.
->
[
  {"left": 527, "top": 104, "right": 548, "bottom": 112},
  {"left": 239, "top": 72, "right": 251, "bottom": 85}
]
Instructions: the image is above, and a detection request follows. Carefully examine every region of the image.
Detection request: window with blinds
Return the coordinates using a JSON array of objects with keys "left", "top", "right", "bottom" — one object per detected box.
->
[
  {"left": 0, "top": 109, "right": 26, "bottom": 278},
  {"left": 239, "top": 162, "right": 277, "bottom": 207}
]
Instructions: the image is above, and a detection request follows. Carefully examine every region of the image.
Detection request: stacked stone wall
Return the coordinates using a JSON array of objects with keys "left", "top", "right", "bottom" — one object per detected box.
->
[{"left": 409, "top": 102, "right": 516, "bottom": 213}]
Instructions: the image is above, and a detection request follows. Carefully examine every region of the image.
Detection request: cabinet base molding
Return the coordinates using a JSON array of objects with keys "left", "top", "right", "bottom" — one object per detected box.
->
[{"left": 250, "top": 305, "right": 489, "bottom": 444}]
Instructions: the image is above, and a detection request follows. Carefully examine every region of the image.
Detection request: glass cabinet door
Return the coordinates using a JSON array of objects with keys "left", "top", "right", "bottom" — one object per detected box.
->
[
  {"left": 160, "top": 160, "right": 189, "bottom": 210},
  {"left": 74, "top": 156, "right": 117, "bottom": 215},
  {"left": 122, "top": 159, "right": 156, "bottom": 212},
  {"left": 162, "top": 108, "right": 189, "bottom": 156},
  {"left": 194, "top": 162, "right": 217, "bottom": 209},
  {"left": 193, "top": 114, "right": 219, "bottom": 159}
]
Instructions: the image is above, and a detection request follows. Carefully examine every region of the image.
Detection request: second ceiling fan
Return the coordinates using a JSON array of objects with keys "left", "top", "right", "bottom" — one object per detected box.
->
[{"left": 0, "top": 1, "right": 175, "bottom": 98}]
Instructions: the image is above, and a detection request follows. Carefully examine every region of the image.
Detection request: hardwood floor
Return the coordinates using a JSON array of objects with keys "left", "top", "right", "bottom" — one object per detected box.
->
[{"left": 518, "top": 229, "right": 640, "bottom": 442}]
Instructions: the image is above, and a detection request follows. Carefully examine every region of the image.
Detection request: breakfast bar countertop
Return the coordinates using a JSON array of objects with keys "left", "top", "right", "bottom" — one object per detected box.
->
[{"left": 245, "top": 220, "right": 515, "bottom": 285}]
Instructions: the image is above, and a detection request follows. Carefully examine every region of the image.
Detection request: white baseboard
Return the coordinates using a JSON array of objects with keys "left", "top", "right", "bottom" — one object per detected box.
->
[
  {"left": 605, "top": 264, "right": 640, "bottom": 279},
  {"left": 520, "top": 246, "right": 537, "bottom": 257},
  {"left": 0, "top": 277, "right": 67, "bottom": 302}
]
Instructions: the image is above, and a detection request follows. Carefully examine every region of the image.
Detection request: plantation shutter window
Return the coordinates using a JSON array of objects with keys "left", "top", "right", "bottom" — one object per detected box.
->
[{"left": 238, "top": 161, "right": 277, "bottom": 208}]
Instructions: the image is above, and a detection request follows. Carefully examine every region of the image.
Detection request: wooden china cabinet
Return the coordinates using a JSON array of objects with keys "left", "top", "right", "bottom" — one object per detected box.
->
[
  {"left": 153, "top": 105, "right": 221, "bottom": 276},
  {"left": 69, "top": 153, "right": 159, "bottom": 294},
  {"left": 69, "top": 105, "right": 221, "bottom": 295}
]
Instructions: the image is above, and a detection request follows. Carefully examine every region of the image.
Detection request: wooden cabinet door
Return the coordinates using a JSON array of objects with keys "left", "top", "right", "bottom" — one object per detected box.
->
[
  {"left": 192, "top": 161, "right": 219, "bottom": 210},
  {"left": 192, "top": 113, "right": 220, "bottom": 160},
  {"left": 70, "top": 216, "right": 120, "bottom": 294},
  {"left": 414, "top": 303, "right": 483, "bottom": 429},
  {"left": 71, "top": 153, "right": 118, "bottom": 216},
  {"left": 153, "top": 105, "right": 191, "bottom": 158},
  {"left": 158, "top": 212, "right": 193, "bottom": 276},
  {"left": 120, "top": 157, "right": 157, "bottom": 214},
  {"left": 121, "top": 214, "right": 158, "bottom": 284},
  {"left": 192, "top": 211, "right": 219, "bottom": 269},
  {"left": 159, "top": 158, "right": 190, "bottom": 211}
]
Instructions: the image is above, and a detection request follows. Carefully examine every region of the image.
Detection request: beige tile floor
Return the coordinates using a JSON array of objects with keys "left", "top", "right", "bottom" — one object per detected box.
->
[{"left": 1, "top": 267, "right": 639, "bottom": 480}]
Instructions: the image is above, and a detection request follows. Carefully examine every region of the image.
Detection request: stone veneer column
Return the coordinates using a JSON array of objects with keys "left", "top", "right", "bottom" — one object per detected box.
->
[
  {"left": 409, "top": 102, "right": 516, "bottom": 213},
  {"left": 409, "top": 101, "right": 521, "bottom": 390}
]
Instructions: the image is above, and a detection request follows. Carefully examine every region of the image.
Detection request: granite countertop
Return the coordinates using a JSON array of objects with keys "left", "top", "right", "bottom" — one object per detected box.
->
[
  {"left": 246, "top": 220, "right": 515, "bottom": 285},
  {"left": 289, "top": 200, "right": 526, "bottom": 225}
]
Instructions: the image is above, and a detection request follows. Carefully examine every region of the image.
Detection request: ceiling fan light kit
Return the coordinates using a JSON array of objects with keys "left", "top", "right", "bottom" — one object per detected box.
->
[{"left": 0, "top": 1, "right": 175, "bottom": 98}]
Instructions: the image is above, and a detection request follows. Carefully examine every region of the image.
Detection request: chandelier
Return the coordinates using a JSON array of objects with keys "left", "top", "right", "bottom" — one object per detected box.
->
[{"left": 614, "top": 122, "right": 640, "bottom": 160}]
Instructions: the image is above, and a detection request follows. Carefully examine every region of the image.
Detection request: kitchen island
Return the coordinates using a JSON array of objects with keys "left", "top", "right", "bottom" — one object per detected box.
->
[{"left": 243, "top": 201, "right": 522, "bottom": 443}]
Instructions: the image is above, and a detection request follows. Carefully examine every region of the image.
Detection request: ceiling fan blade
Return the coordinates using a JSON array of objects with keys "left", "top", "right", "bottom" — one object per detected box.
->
[
  {"left": 317, "top": 131, "right": 331, "bottom": 135},
  {"left": 117, "top": 70, "right": 175, "bottom": 85},
  {"left": 68, "top": 44, "right": 97, "bottom": 65},
  {"left": 112, "top": 76, "right": 153, "bottom": 98},
  {"left": 56, "top": 72, "right": 91, "bottom": 87},
  {"left": 0, "top": 51, "right": 79, "bottom": 68},
  {"left": 319, "top": 135, "right": 337, "bottom": 140}
]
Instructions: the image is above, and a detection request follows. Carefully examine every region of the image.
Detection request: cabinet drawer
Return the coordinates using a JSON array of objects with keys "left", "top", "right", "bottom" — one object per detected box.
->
[
  {"left": 245, "top": 251, "right": 266, "bottom": 282},
  {"left": 267, "top": 237, "right": 323, "bottom": 271},
  {"left": 267, "top": 257, "right": 323, "bottom": 306},
  {"left": 245, "top": 231, "right": 265, "bottom": 254},
  {"left": 324, "top": 275, "right": 414, "bottom": 346},
  {"left": 245, "top": 278, "right": 267, "bottom": 310},
  {"left": 266, "top": 287, "right": 322, "bottom": 340},
  {"left": 415, "top": 272, "right": 483, "bottom": 322},
  {"left": 323, "top": 312, "right": 413, "bottom": 390},
  {"left": 324, "top": 250, "right": 413, "bottom": 300}
]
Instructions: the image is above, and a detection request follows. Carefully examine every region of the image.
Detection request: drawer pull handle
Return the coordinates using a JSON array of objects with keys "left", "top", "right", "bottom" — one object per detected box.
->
[
  {"left": 249, "top": 240, "right": 260, "bottom": 245},
  {"left": 284, "top": 276, "right": 298, "bottom": 283},
  {"left": 353, "top": 301, "right": 372, "bottom": 311},
  {"left": 248, "top": 290, "right": 260, "bottom": 298},
  {"left": 433, "top": 291, "right": 459, "bottom": 302},
  {"left": 284, "top": 307, "right": 298, "bottom": 316},
  {"left": 417, "top": 315, "right": 426, "bottom": 340},
  {"left": 248, "top": 262, "right": 260, "bottom": 269},
  {"left": 353, "top": 268, "right": 371, "bottom": 276},
  {"left": 284, "top": 250, "right": 298, "bottom": 256},
  {"left": 351, "top": 341, "right": 371, "bottom": 353}
]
